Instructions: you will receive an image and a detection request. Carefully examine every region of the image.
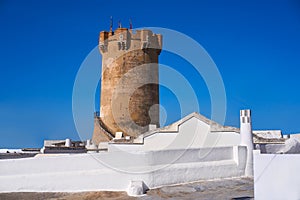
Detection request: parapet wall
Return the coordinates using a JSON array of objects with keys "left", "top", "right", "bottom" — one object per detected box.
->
[{"left": 0, "top": 146, "right": 247, "bottom": 193}]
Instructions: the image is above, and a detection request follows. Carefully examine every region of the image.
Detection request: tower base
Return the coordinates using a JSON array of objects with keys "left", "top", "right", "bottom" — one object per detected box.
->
[{"left": 92, "top": 117, "right": 114, "bottom": 145}]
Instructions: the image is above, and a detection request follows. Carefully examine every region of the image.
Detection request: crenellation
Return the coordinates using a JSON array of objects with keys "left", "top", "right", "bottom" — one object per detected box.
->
[{"left": 99, "top": 28, "right": 162, "bottom": 55}]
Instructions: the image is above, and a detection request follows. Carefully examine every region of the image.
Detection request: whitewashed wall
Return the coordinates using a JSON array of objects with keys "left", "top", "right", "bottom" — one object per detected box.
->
[
  {"left": 254, "top": 150, "right": 300, "bottom": 200},
  {"left": 109, "top": 117, "right": 240, "bottom": 152},
  {"left": 0, "top": 146, "right": 247, "bottom": 193},
  {"left": 0, "top": 115, "right": 246, "bottom": 193}
]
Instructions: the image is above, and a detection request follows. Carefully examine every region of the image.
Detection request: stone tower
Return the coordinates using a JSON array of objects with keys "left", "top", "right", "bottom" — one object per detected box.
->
[{"left": 92, "top": 27, "right": 162, "bottom": 144}]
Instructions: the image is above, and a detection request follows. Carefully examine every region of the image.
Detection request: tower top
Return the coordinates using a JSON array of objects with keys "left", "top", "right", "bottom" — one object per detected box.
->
[{"left": 99, "top": 28, "right": 162, "bottom": 54}]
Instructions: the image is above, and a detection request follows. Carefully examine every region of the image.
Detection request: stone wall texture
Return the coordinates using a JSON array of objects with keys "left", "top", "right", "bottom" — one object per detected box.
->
[{"left": 93, "top": 28, "right": 162, "bottom": 143}]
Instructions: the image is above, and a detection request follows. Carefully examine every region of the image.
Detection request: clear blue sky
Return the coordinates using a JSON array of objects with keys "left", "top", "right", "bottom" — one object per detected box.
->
[{"left": 0, "top": 0, "right": 300, "bottom": 148}]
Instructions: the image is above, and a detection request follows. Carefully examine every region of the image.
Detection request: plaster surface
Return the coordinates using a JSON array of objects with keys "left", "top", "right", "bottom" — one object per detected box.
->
[
  {"left": 109, "top": 114, "right": 241, "bottom": 152},
  {"left": 0, "top": 146, "right": 247, "bottom": 193},
  {"left": 254, "top": 150, "right": 300, "bottom": 200}
]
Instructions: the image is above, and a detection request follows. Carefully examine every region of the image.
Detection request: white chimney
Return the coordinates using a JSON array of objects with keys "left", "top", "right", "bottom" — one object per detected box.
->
[
  {"left": 240, "top": 109, "right": 254, "bottom": 176},
  {"left": 65, "top": 138, "right": 71, "bottom": 147}
]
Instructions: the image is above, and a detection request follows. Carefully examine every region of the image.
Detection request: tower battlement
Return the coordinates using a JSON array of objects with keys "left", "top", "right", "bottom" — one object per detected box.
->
[{"left": 99, "top": 28, "right": 162, "bottom": 54}]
